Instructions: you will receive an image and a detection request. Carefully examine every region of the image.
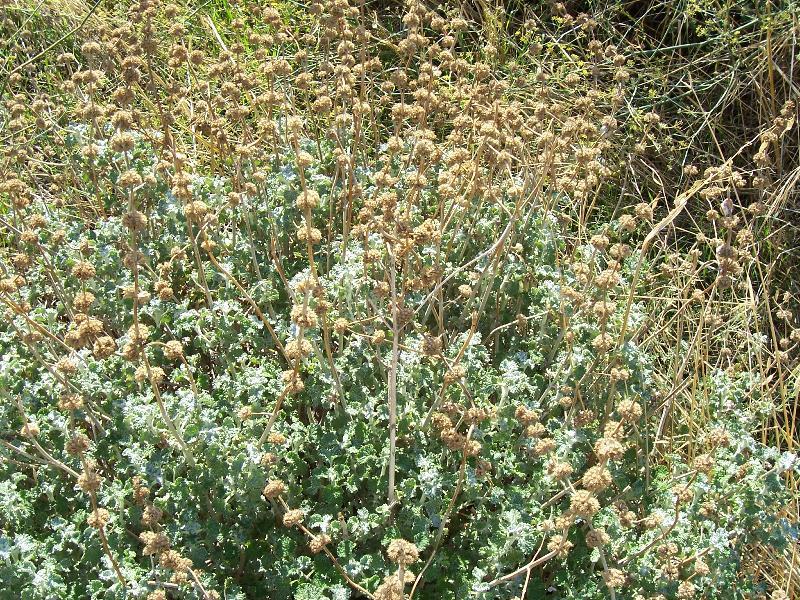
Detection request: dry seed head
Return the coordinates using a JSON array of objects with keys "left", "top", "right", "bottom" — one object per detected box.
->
[
  {"left": 586, "top": 527, "right": 610, "bottom": 548},
  {"left": 56, "top": 358, "right": 78, "bottom": 375},
  {"left": 645, "top": 514, "right": 664, "bottom": 531},
  {"left": 290, "top": 304, "right": 319, "bottom": 329},
  {"left": 386, "top": 539, "right": 419, "bottom": 565},
  {"left": 135, "top": 365, "right": 165, "bottom": 385},
  {"left": 282, "top": 508, "right": 304, "bottom": 527},
  {"left": 609, "top": 367, "right": 630, "bottom": 383},
  {"left": 706, "top": 427, "right": 731, "bottom": 448},
  {"left": 582, "top": 465, "right": 613, "bottom": 492},
  {"left": 466, "top": 407, "right": 491, "bottom": 424},
  {"left": 20, "top": 230, "right": 38, "bottom": 245},
  {"left": 465, "top": 439, "right": 482, "bottom": 457},
  {"left": 570, "top": 490, "right": 601, "bottom": 519},
  {"left": 590, "top": 233, "right": 609, "bottom": 250},
  {"left": 128, "top": 324, "right": 150, "bottom": 344},
  {"left": 11, "top": 253, "right": 32, "bottom": 273},
  {"left": 160, "top": 550, "right": 192, "bottom": 572},
  {"left": 673, "top": 483, "right": 694, "bottom": 504},
  {"left": 694, "top": 558, "right": 710, "bottom": 576},
  {"left": 296, "top": 189, "right": 321, "bottom": 211},
  {"left": 267, "top": 432, "right": 287, "bottom": 445},
  {"left": 281, "top": 369, "right": 305, "bottom": 394},
  {"left": 602, "top": 568, "right": 626, "bottom": 589},
  {"left": 693, "top": 453, "right": 714, "bottom": 475},
  {"left": 595, "top": 269, "right": 620, "bottom": 290},
  {"left": 285, "top": 338, "right": 313, "bottom": 360},
  {"left": 443, "top": 363, "right": 466, "bottom": 384},
  {"left": 297, "top": 223, "right": 322, "bottom": 244},
  {"left": 421, "top": 334, "right": 442, "bottom": 356},
  {"left": 123, "top": 249, "right": 145, "bottom": 269},
  {"left": 619, "top": 509, "right": 637, "bottom": 528},
  {"left": 533, "top": 437, "right": 556, "bottom": 456},
  {"left": 431, "top": 412, "right": 453, "bottom": 431},
  {"left": 122, "top": 210, "right": 148, "bottom": 230},
  {"left": 591, "top": 333, "right": 614, "bottom": 353},
  {"left": 164, "top": 340, "right": 184, "bottom": 360},
  {"left": 65, "top": 327, "right": 84, "bottom": 350},
  {"left": 547, "top": 534, "right": 573, "bottom": 559},
  {"left": 110, "top": 132, "right": 135, "bottom": 153},
  {"left": 141, "top": 504, "right": 163, "bottom": 527},
  {"left": 333, "top": 318, "right": 349, "bottom": 334},
  {"left": 118, "top": 170, "right": 143, "bottom": 188},
  {"left": 515, "top": 406, "right": 540, "bottom": 425},
  {"left": 309, "top": 534, "right": 331, "bottom": 554},
  {"left": 0, "top": 277, "right": 17, "bottom": 294},
  {"left": 183, "top": 200, "right": 208, "bottom": 221},
  {"left": 676, "top": 581, "right": 696, "bottom": 599},
  {"left": 559, "top": 395, "right": 575, "bottom": 409},
  {"left": 525, "top": 423, "right": 547, "bottom": 438},
  {"left": 374, "top": 575, "right": 403, "bottom": 600},
  {"left": 440, "top": 428, "right": 463, "bottom": 450},
  {"left": 77, "top": 316, "right": 103, "bottom": 337},
  {"left": 261, "top": 452, "right": 278, "bottom": 467},
  {"left": 78, "top": 470, "right": 102, "bottom": 493},
  {"left": 87, "top": 508, "right": 111, "bottom": 529},
  {"left": 155, "top": 282, "right": 174, "bottom": 301},
  {"left": 593, "top": 435, "right": 625, "bottom": 462},
  {"left": 71, "top": 261, "right": 96, "bottom": 280},
  {"left": 618, "top": 214, "right": 636, "bottom": 231},
  {"left": 635, "top": 202, "right": 654, "bottom": 220},
  {"left": 93, "top": 335, "right": 116, "bottom": 359},
  {"left": 547, "top": 460, "right": 574, "bottom": 480},
  {"left": 59, "top": 393, "right": 84, "bottom": 411},
  {"left": 66, "top": 433, "right": 91, "bottom": 456},
  {"left": 110, "top": 109, "right": 133, "bottom": 130},
  {"left": 617, "top": 399, "right": 642, "bottom": 422},
  {"left": 263, "top": 480, "right": 286, "bottom": 499}
]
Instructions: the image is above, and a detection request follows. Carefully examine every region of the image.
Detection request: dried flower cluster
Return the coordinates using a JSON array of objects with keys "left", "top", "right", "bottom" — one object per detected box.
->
[{"left": 0, "top": 0, "right": 797, "bottom": 599}]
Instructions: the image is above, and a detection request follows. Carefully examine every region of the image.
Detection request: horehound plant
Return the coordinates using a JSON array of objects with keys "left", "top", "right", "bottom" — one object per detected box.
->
[{"left": 0, "top": 0, "right": 798, "bottom": 599}]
